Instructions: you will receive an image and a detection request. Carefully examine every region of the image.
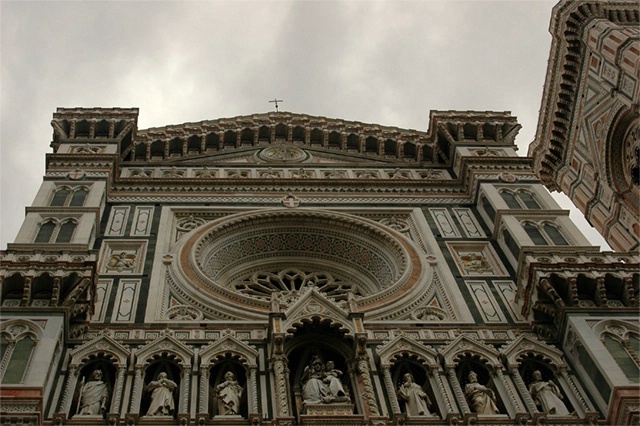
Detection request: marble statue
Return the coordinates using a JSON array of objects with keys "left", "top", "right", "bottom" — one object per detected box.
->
[
  {"left": 215, "top": 371, "right": 243, "bottom": 416},
  {"left": 528, "top": 370, "right": 570, "bottom": 415},
  {"left": 77, "top": 369, "right": 109, "bottom": 416},
  {"left": 145, "top": 372, "right": 177, "bottom": 416},
  {"left": 301, "top": 355, "right": 330, "bottom": 404},
  {"left": 465, "top": 371, "right": 499, "bottom": 414},
  {"left": 323, "top": 360, "right": 346, "bottom": 398},
  {"left": 397, "top": 373, "right": 433, "bottom": 416}
]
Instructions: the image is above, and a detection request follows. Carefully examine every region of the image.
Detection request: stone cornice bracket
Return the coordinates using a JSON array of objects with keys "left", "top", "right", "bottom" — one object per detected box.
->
[{"left": 50, "top": 107, "right": 139, "bottom": 153}]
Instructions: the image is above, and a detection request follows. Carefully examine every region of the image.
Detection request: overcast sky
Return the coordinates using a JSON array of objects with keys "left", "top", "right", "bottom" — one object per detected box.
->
[{"left": 0, "top": 0, "right": 611, "bottom": 250}]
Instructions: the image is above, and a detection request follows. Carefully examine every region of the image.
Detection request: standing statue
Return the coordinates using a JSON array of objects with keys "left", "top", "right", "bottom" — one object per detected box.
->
[
  {"left": 323, "top": 361, "right": 346, "bottom": 398},
  {"left": 215, "top": 371, "right": 243, "bottom": 416},
  {"left": 77, "top": 369, "right": 109, "bottom": 416},
  {"left": 528, "top": 370, "right": 570, "bottom": 415},
  {"left": 301, "top": 355, "right": 330, "bottom": 404},
  {"left": 145, "top": 372, "right": 177, "bottom": 416},
  {"left": 465, "top": 371, "right": 499, "bottom": 414},
  {"left": 397, "top": 373, "right": 433, "bottom": 416}
]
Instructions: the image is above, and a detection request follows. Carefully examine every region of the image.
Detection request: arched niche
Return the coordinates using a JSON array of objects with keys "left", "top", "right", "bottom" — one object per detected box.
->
[
  {"left": 440, "top": 335, "right": 506, "bottom": 416},
  {"left": 285, "top": 318, "right": 356, "bottom": 419},
  {"left": 376, "top": 334, "right": 441, "bottom": 418},
  {"left": 199, "top": 335, "right": 259, "bottom": 419},
  {"left": 501, "top": 335, "right": 580, "bottom": 417},
  {"left": 60, "top": 335, "right": 129, "bottom": 418},
  {"left": 132, "top": 334, "right": 193, "bottom": 419}
]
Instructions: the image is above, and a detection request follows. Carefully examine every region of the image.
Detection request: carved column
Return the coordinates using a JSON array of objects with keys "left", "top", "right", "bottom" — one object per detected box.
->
[
  {"left": 559, "top": 369, "right": 590, "bottom": 415},
  {"left": 271, "top": 355, "right": 290, "bottom": 417},
  {"left": 495, "top": 367, "right": 523, "bottom": 413},
  {"left": 180, "top": 365, "right": 191, "bottom": 414},
  {"left": 129, "top": 365, "right": 144, "bottom": 414},
  {"left": 249, "top": 365, "right": 259, "bottom": 416},
  {"left": 356, "top": 356, "right": 380, "bottom": 416},
  {"left": 198, "top": 365, "right": 210, "bottom": 414},
  {"left": 58, "top": 364, "right": 79, "bottom": 414},
  {"left": 622, "top": 276, "right": 638, "bottom": 306},
  {"left": 594, "top": 276, "right": 608, "bottom": 306},
  {"left": 109, "top": 364, "right": 127, "bottom": 414},
  {"left": 51, "top": 277, "right": 61, "bottom": 306},
  {"left": 432, "top": 367, "right": 454, "bottom": 416},
  {"left": 21, "top": 277, "right": 32, "bottom": 306},
  {"left": 447, "top": 366, "right": 470, "bottom": 414},
  {"left": 510, "top": 367, "right": 537, "bottom": 413},
  {"left": 381, "top": 365, "right": 400, "bottom": 415}
]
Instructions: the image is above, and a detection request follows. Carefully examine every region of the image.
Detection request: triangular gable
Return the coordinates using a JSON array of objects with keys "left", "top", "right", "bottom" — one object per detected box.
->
[
  {"left": 501, "top": 334, "right": 565, "bottom": 369},
  {"left": 282, "top": 286, "right": 354, "bottom": 336},
  {"left": 70, "top": 334, "right": 129, "bottom": 365},
  {"left": 127, "top": 111, "right": 430, "bottom": 165},
  {"left": 377, "top": 334, "right": 438, "bottom": 368},
  {"left": 199, "top": 335, "right": 259, "bottom": 368},
  {"left": 134, "top": 333, "right": 194, "bottom": 366},
  {"left": 439, "top": 334, "right": 500, "bottom": 367},
  {"left": 143, "top": 144, "right": 406, "bottom": 167}
]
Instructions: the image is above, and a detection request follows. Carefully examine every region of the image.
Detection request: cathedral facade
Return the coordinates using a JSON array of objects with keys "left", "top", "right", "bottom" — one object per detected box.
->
[
  {"left": 1, "top": 106, "right": 638, "bottom": 426},
  {"left": 529, "top": 0, "right": 639, "bottom": 252}
]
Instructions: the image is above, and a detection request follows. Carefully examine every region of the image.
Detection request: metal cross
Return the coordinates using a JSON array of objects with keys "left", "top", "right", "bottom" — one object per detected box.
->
[{"left": 269, "top": 99, "right": 283, "bottom": 112}]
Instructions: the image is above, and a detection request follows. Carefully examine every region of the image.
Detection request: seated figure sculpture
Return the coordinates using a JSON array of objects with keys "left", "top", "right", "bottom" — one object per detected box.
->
[
  {"left": 301, "top": 356, "right": 349, "bottom": 405},
  {"left": 301, "top": 356, "right": 330, "bottom": 404},
  {"left": 323, "top": 361, "right": 346, "bottom": 398}
]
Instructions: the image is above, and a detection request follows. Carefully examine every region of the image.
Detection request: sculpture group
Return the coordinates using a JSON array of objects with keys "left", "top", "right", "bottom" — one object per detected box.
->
[
  {"left": 75, "top": 364, "right": 571, "bottom": 419},
  {"left": 301, "top": 356, "right": 349, "bottom": 405}
]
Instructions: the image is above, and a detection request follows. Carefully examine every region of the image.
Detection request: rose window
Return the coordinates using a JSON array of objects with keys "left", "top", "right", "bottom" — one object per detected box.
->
[
  {"left": 233, "top": 268, "right": 363, "bottom": 302},
  {"left": 172, "top": 209, "right": 424, "bottom": 317}
]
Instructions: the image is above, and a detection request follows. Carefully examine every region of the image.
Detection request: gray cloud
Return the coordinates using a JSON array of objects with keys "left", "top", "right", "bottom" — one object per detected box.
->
[{"left": 0, "top": 0, "right": 609, "bottom": 249}]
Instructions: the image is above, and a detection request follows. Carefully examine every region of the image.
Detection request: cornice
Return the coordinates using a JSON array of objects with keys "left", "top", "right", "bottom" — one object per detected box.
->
[{"left": 530, "top": 0, "right": 639, "bottom": 188}]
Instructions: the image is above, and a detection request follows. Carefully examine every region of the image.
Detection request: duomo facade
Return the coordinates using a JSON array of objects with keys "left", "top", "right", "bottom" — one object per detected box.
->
[{"left": 1, "top": 1, "right": 638, "bottom": 425}]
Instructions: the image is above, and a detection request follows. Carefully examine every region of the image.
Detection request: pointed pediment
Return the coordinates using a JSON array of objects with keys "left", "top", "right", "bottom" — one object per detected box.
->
[
  {"left": 199, "top": 335, "right": 259, "bottom": 368},
  {"left": 377, "top": 334, "right": 438, "bottom": 368},
  {"left": 134, "top": 333, "right": 194, "bottom": 366},
  {"left": 282, "top": 286, "right": 355, "bottom": 336},
  {"left": 501, "top": 334, "right": 565, "bottom": 369},
  {"left": 70, "top": 334, "right": 129, "bottom": 365},
  {"left": 144, "top": 143, "right": 409, "bottom": 167},
  {"left": 439, "top": 334, "right": 500, "bottom": 367},
  {"left": 127, "top": 111, "right": 431, "bottom": 164}
]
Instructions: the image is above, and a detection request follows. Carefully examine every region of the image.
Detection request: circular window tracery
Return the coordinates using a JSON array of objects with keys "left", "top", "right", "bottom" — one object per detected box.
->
[
  {"left": 172, "top": 209, "right": 424, "bottom": 318},
  {"left": 233, "top": 268, "right": 363, "bottom": 303}
]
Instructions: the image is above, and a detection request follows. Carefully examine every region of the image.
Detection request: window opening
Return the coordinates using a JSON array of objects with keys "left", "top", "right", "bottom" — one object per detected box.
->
[
  {"left": 35, "top": 221, "right": 56, "bottom": 243},
  {"left": 2, "top": 336, "right": 35, "bottom": 384}
]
